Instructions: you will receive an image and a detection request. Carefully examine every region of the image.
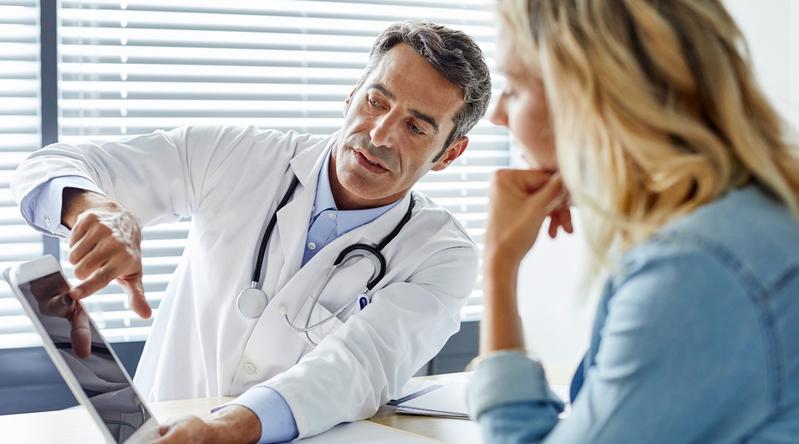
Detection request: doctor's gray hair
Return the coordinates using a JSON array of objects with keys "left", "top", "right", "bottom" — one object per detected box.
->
[{"left": 358, "top": 21, "right": 492, "bottom": 160}]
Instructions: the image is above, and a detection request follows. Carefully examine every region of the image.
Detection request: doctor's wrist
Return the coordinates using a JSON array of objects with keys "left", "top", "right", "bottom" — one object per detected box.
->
[
  {"left": 61, "top": 187, "right": 119, "bottom": 230},
  {"left": 207, "top": 404, "right": 262, "bottom": 444}
]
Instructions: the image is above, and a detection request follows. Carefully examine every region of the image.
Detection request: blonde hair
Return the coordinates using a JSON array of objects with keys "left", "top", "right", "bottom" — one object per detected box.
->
[{"left": 498, "top": 0, "right": 799, "bottom": 269}]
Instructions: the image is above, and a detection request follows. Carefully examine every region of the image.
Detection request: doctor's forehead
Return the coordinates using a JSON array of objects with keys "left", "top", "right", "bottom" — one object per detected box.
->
[{"left": 364, "top": 44, "right": 464, "bottom": 115}]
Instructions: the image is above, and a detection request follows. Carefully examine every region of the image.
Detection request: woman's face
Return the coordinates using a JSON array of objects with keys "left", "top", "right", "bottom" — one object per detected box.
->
[{"left": 491, "top": 29, "right": 557, "bottom": 171}]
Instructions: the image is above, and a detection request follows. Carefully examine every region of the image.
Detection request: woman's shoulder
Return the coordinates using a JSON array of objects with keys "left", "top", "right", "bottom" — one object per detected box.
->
[{"left": 621, "top": 184, "right": 799, "bottom": 296}]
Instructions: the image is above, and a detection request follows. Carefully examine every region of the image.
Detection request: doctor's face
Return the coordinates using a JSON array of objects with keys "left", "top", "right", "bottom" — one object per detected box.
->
[{"left": 331, "top": 43, "right": 469, "bottom": 209}]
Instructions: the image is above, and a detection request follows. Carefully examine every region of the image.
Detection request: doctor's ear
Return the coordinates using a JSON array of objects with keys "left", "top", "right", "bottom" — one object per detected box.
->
[
  {"left": 343, "top": 87, "right": 358, "bottom": 116},
  {"left": 432, "top": 136, "right": 469, "bottom": 172}
]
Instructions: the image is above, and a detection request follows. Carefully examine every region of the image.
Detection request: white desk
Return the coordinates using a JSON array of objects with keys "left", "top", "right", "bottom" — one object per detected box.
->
[{"left": 0, "top": 372, "right": 482, "bottom": 443}]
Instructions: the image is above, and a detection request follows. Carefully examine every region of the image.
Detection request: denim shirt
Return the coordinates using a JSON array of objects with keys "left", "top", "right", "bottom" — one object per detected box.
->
[{"left": 466, "top": 185, "right": 799, "bottom": 443}]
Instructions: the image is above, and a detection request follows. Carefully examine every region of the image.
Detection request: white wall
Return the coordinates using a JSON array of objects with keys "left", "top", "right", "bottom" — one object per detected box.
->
[
  {"left": 725, "top": 0, "right": 799, "bottom": 127},
  {"left": 515, "top": 0, "right": 798, "bottom": 385}
]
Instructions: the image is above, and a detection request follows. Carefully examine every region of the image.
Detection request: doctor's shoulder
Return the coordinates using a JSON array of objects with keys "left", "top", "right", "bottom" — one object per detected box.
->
[
  {"left": 405, "top": 192, "right": 478, "bottom": 254},
  {"left": 174, "top": 125, "right": 324, "bottom": 160}
]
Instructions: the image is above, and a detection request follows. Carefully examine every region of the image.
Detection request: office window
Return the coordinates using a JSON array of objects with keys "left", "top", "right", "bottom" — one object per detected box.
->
[
  {"left": 0, "top": 0, "right": 506, "bottom": 347},
  {"left": 0, "top": 0, "right": 43, "bottom": 348},
  {"left": 56, "top": 0, "right": 505, "bottom": 342}
]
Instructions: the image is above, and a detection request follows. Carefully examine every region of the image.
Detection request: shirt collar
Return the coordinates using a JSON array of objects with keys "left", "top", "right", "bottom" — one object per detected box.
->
[{"left": 312, "top": 149, "right": 401, "bottom": 237}]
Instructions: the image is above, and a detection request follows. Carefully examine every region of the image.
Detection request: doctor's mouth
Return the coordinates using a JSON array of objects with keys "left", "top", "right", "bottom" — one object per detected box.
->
[{"left": 345, "top": 136, "right": 397, "bottom": 174}]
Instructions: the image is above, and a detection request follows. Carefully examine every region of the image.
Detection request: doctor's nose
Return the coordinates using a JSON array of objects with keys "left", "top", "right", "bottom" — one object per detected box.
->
[{"left": 369, "top": 112, "right": 399, "bottom": 149}]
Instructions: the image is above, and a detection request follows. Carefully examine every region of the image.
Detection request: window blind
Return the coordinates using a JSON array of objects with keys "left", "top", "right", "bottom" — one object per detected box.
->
[
  {"left": 0, "top": 0, "right": 44, "bottom": 348},
  {"left": 2, "top": 0, "right": 507, "bottom": 348}
]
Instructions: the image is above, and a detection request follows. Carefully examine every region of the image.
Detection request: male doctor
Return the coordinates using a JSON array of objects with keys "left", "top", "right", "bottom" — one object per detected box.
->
[{"left": 12, "top": 21, "right": 491, "bottom": 443}]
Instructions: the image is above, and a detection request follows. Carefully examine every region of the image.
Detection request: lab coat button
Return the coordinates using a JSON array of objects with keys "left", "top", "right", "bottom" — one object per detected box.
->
[
  {"left": 307, "top": 242, "right": 317, "bottom": 250},
  {"left": 328, "top": 213, "right": 337, "bottom": 220},
  {"left": 44, "top": 216, "right": 52, "bottom": 227},
  {"left": 243, "top": 362, "right": 257, "bottom": 375}
]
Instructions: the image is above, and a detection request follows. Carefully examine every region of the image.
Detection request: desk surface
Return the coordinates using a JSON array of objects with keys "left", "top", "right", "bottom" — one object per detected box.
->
[{"left": 0, "top": 373, "right": 482, "bottom": 444}]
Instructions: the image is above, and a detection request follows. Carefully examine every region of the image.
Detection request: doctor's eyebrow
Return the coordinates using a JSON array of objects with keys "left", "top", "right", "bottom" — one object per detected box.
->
[
  {"left": 409, "top": 110, "right": 439, "bottom": 134},
  {"left": 368, "top": 83, "right": 396, "bottom": 100},
  {"left": 367, "top": 83, "right": 440, "bottom": 134}
]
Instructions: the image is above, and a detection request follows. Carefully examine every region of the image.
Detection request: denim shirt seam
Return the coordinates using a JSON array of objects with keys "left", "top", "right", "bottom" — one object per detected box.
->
[{"left": 642, "top": 230, "right": 784, "bottom": 410}]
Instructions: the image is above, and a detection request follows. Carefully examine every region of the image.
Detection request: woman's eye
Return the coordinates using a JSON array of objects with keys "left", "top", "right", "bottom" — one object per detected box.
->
[
  {"left": 368, "top": 97, "right": 380, "bottom": 108},
  {"left": 409, "top": 123, "right": 425, "bottom": 135}
]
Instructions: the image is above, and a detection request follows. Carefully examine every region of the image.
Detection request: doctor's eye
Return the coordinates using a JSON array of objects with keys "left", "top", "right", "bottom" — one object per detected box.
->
[
  {"left": 408, "top": 122, "right": 425, "bottom": 136},
  {"left": 367, "top": 96, "right": 383, "bottom": 109}
]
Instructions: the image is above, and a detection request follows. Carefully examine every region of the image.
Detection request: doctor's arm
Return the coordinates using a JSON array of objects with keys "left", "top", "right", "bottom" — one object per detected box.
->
[
  {"left": 16, "top": 175, "right": 149, "bottom": 317},
  {"left": 13, "top": 126, "right": 290, "bottom": 302},
  {"left": 261, "top": 241, "right": 480, "bottom": 439},
  {"left": 156, "top": 387, "right": 297, "bottom": 444}
]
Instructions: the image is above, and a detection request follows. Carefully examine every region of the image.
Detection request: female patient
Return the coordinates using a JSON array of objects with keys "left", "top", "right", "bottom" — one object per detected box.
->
[{"left": 468, "top": 0, "right": 799, "bottom": 442}]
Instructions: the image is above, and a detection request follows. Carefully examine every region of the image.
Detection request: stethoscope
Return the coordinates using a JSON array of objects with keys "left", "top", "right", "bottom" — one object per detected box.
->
[{"left": 236, "top": 175, "right": 415, "bottom": 344}]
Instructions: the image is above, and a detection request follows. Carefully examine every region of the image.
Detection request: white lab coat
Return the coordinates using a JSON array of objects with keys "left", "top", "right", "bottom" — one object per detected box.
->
[{"left": 12, "top": 125, "right": 478, "bottom": 438}]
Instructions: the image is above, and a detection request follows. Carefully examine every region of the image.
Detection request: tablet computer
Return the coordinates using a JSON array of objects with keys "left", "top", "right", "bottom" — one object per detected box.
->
[{"left": 2, "top": 255, "right": 159, "bottom": 443}]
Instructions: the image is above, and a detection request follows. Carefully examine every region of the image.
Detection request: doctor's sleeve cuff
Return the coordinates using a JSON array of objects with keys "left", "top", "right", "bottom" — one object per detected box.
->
[
  {"left": 19, "top": 176, "right": 104, "bottom": 238},
  {"left": 466, "top": 350, "right": 565, "bottom": 420},
  {"left": 228, "top": 386, "right": 299, "bottom": 444}
]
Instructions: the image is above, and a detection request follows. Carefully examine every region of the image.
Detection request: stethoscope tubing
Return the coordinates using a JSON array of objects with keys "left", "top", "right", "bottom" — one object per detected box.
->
[{"left": 240, "top": 173, "right": 416, "bottom": 343}]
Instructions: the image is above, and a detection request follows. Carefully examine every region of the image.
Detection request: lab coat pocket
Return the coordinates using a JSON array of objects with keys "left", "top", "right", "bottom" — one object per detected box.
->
[
  {"left": 287, "top": 254, "right": 374, "bottom": 345},
  {"left": 307, "top": 300, "right": 343, "bottom": 346}
]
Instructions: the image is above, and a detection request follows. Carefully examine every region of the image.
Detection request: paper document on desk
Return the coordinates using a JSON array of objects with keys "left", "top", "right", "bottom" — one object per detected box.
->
[
  {"left": 389, "top": 380, "right": 470, "bottom": 419},
  {"left": 297, "top": 420, "right": 439, "bottom": 443}
]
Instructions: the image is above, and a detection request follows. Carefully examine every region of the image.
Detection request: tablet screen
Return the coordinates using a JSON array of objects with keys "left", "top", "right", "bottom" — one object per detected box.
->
[{"left": 17, "top": 271, "right": 153, "bottom": 443}]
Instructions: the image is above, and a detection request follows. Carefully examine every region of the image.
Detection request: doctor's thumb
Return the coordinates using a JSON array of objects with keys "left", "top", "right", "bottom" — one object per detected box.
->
[{"left": 122, "top": 276, "right": 152, "bottom": 320}]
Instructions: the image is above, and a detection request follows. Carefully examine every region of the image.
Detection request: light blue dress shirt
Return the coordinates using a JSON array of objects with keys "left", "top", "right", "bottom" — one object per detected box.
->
[
  {"left": 466, "top": 185, "right": 799, "bottom": 443},
  {"left": 19, "top": 151, "right": 399, "bottom": 443},
  {"left": 19, "top": 175, "right": 104, "bottom": 237}
]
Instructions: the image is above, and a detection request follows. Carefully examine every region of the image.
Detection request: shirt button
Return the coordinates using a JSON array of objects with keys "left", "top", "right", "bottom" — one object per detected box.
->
[
  {"left": 307, "top": 242, "right": 317, "bottom": 250},
  {"left": 243, "top": 362, "right": 257, "bottom": 375},
  {"left": 44, "top": 216, "right": 52, "bottom": 227},
  {"left": 328, "top": 213, "right": 337, "bottom": 220}
]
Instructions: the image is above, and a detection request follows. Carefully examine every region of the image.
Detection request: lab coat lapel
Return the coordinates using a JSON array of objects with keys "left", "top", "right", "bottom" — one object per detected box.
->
[{"left": 274, "top": 138, "right": 330, "bottom": 288}]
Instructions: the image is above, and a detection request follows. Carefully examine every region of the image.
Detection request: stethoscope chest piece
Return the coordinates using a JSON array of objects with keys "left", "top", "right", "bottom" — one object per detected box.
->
[{"left": 237, "top": 285, "right": 269, "bottom": 319}]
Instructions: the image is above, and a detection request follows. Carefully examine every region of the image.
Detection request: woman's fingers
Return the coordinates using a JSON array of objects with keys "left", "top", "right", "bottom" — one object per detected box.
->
[
  {"left": 547, "top": 205, "right": 574, "bottom": 238},
  {"left": 561, "top": 206, "right": 574, "bottom": 233},
  {"left": 486, "top": 169, "right": 568, "bottom": 261}
]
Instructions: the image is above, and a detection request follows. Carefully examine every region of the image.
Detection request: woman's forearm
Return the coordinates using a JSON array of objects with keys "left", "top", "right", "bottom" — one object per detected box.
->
[{"left": 480, "top": 251, "right": 526, "bottom": 353}]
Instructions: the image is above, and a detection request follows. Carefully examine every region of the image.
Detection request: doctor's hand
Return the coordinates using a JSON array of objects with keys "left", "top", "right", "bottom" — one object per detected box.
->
[
  {"left": 152, "top": 405, "right": 261, "bottom": 444},
  {"left": 62, "top": 188, "right": 151, "bottom": 319},
  {"left": 484, "top": 169, "right": 571, "bottom": 265}
]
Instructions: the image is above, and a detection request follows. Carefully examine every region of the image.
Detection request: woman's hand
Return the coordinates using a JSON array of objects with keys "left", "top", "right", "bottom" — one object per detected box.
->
[
  {"left": 479, "top": 168, "right": 571, "bottom": 354},
  {"left": 484, "top": 169, "right": 571, "bottom": 265}
]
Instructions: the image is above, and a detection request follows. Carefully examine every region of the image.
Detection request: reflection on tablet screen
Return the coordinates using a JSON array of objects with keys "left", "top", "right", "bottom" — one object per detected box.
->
[{"left": 18, "top": 272, "right": 152, "bottom": 443}]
